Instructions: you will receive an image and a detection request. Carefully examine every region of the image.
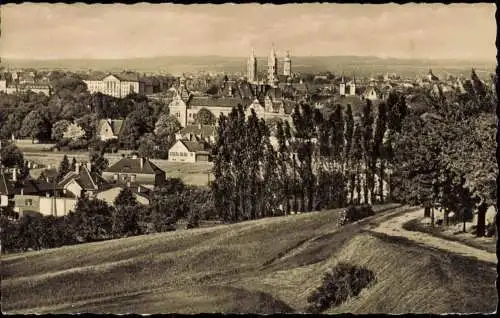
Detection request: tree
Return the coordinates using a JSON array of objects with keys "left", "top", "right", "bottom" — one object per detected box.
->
[
  {"left": 120, "top": 108, "right": 155, "bottom": 150},
  {"left": 0, "top": 142, "right": 24, "bottom": 168},
  {"left": 154, "top": 113, "right": 182, "bottom": 138},
  {"left": 1, "top": 113, "right": 23, "bottom": 139},
  {"left": 75, "top": 113, "right": 98, "bottom": 141},
  {"left": 360, "top": 100, "right": 374, "bottom": 204},
  {"left": 344, "top": 105, "right": 355, "bottom": 203},
  {"left": 70, "top": 157, "right": 77, "bottom": 171},
  {"left": 56, "top": 155, "right": 71, "bottom": 182},
  {"left": 19, "top": 110, "right": 51, "bottom": 142},
  {"left": 51, "top": 120, "right": 71, "bottom": 142},
  {"left": 112, "top": 205, "right": 142, "bottom": 237},
  {"left": 350, "top": 122, "right": 363, "bottom": 204},
  {"left": 153, "top": 113, "right": 182, "bottom": 154},
  {"left": 195, "top": 108, "right": 216, "bottom": 125},
  {"left": 372, "top": 102, "right": 388, "bottom": 203},
  {"left": 89, "top": 148, "right": 108, "bottom": 176},
  {"left": 137, "top": 133, "right": 157, "bottom": 158},
  {"left": 114, "top": 187, "right": 139, "bottom": 208},
  {"left": 72, "top": 196, "right": 114, "bottom": 242},
  {"left": 63, "top": 123, "right": 85, "bottom": 141}
]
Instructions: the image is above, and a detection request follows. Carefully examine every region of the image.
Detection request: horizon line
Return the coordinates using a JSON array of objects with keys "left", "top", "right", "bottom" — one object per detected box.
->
[{"left": 1, "top": 55, "right": 495, "bottom": 63}]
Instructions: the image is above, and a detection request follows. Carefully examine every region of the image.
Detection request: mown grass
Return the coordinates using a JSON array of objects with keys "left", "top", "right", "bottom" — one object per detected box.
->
[{"left": 2, "top": 204, "right": 496, "bottom": 314}]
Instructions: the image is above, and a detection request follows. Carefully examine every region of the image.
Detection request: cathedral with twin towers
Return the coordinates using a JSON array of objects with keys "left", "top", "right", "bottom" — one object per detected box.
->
[{"left": 246, "top": 45, "right": 293, "bottom": 87}]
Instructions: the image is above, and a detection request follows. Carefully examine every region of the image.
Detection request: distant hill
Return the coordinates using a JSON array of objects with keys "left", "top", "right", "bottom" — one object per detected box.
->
[{"left": 1, "top": 56, "right": 495, "bottom": 79}]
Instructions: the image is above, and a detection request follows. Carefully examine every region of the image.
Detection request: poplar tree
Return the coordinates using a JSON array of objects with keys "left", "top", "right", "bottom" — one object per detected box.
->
[
  {"left": 344, "top": 105, "right": 355, "bottom": 203},
  {"left": 351, "top": 122, "right": 363, "bottom": 204},
  {"left": 361, "top": 100, "right": 374, "bottom": 204},
  {"left": 373, "top": 102, "right": 388, "bottom": 202}
]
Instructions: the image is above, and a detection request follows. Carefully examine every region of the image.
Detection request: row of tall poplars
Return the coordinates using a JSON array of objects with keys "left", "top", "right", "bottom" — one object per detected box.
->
[{"left": 211, "top": 93, "right": 408, "bottom": 222}]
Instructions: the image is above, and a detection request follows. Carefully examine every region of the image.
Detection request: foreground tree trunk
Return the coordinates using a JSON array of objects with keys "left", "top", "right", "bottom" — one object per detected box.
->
[
  {"left": 476, "top": 203, "right": 487, "bottom": 237},
  {"left": 424, "top": 206, "right": 431, "bottom": 218},
  {"left": 431, "top": 207, "right": 435, "bottom": 227},
  {"left": 379, "top": 160, "right": 385, "bottom": 203}
]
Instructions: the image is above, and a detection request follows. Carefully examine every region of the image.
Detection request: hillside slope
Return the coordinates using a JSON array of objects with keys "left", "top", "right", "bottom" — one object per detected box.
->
[{"left": 1, "top": 204, "right": 496, "bottom": 314}]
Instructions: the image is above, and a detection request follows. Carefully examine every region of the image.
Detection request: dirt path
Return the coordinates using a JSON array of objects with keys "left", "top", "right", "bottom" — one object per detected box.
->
[{"left": 367, "top": 208, "right": 497, "bottom": 264}]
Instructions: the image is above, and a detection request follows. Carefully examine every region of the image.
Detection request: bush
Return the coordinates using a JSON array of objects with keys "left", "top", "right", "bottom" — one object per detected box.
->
[
  {"left": 337, "top": 205, "right": 374, "bottom": 226},
  {"left": 307, "top": 263, "right": 376, "bottom": 313}
]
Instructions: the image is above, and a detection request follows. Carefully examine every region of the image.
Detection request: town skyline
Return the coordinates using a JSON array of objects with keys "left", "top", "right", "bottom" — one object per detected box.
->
[{"left": 1, "top": 3, "right": 496, "bottom": 61}]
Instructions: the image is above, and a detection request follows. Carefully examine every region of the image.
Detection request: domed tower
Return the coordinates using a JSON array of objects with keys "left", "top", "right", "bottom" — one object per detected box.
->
[
  {"left": 247, "top": 48, "right": 257, "bottom": 84},
  {"left": 283, "top": 50, "right": 292, "bottom": 77},
  {"left": 267, "top": 45, "right": 278, "bottom": 85}
]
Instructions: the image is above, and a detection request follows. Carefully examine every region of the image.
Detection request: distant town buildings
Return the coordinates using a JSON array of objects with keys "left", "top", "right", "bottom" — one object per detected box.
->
[{"left": 0, "top": 71, "right": 51, "bottom": 96}]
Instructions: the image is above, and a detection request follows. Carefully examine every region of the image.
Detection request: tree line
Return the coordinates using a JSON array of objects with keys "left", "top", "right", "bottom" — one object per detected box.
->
[
  {"left": 211, "top": 92, "right": 407, "bottom": 222},
  {"left": 0, "top": 178, "right": 214, "bottom": 253}
]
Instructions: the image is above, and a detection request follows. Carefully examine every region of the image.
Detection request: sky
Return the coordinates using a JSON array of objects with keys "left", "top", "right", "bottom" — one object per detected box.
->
[{"left": 0, "top": 3, "right": 496, "bottom": 61}]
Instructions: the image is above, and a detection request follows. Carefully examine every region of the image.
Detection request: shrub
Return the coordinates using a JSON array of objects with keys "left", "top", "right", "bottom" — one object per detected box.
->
[
  {"left": 306, "top": 263, "right": 376, "bottom": 313},
  {"left": 337, "top": 205, "right": 375, "bottom": 226}
]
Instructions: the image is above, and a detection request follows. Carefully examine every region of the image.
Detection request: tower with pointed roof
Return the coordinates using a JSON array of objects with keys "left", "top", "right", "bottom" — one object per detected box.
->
[
  {"left": 339, "top": 73, "right": 346, "bottom": 96},
  {"left": 268, "top": 45, "right": 278, "bottom": 85},
  {"left": 349, "top": 73, "right": 356, "bottom": 96},
  {"left": 247, "top": 48, "right": 257, "bottom": 84},
  {"left": 283, "top": 50, "right": 292, "bottom": 77}
]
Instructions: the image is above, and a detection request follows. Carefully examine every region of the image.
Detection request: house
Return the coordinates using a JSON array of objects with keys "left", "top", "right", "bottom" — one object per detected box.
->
[
  {"left": 57, "top": 162, "right": 108, "bottom": 199},
  {"left": 83, "top": 73, "right": 145, "bottom": 98},
  {"left": 96, "top": 119, "right": 124, "bottom": 141},
  {"left": 96, "top": 185, "right": 151, "bottom": 206},
  {"left": 168, "top": 140, "right": 210, "bottom": 163},
  {"left": 103, "top": 155, "right": 166, "bottom": 187},
  {"left": 175, "top": 124, "right": 217, "bottom": 144},
  {"left": 0, "top": 170, "right": 15, "bottom": 207},
  {"left": 13, "top": 178, "right": 69, "bottom": 217}
]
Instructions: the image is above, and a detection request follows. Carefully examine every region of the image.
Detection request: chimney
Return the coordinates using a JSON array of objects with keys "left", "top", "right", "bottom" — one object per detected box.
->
[
  {"left": 198, "top": 122, "right": 202, "bottom": 130},
  {"left": 21, "top": 187, "right": 24, "bottom": 195},
  {"left": 86, "top": 162, "right": 91, "bottom": 172},
  {"left": 137, "top": 185, "right": 141, "bottom": 193},
  {"left": 127, "top": 181, "right": 131, "bottom": 188},
  {"left": 75, "top": 162, "right": 80, "bottom": 173},
  {"left": 12, "top": 168, "right": 16, "bottom": 182},
  {"left": 140, "top": 157, "right": 144, "bottom": 170}
]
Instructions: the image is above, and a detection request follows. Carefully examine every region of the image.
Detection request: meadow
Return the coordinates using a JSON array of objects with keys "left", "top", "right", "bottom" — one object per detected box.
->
[{"left": 1, "top": 204, "right": 496, "bottom": 314}]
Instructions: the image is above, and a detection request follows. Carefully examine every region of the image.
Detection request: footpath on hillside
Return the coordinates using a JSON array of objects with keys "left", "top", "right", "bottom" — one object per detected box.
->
[{"left": 366, "top": 208, "right": 497, "bottom": 264}]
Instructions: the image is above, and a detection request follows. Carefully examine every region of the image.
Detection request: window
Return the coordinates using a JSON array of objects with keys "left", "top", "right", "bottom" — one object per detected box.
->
[
  {"left": 190, "top": 153, "right": 194, "bottom": 157},
  {"left": 25, "top": 199, "right": 33, "bottom": 206}
]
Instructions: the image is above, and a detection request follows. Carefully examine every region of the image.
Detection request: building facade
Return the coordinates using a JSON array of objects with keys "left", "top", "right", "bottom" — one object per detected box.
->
[
  {"left": 247, "top": 48, "right": 258, "bottom": 83},
  {"left": 267, "top": 46, "right": 278, "bottom": 85},
  {"left": 84, "top": 74, "right": 144, "bottom": 98},
  {"left": 283, "top": 51, "right": 292, "bottom": 77},
  {"left": 103, "top": 155, "right": 166, "bottom": 187}
]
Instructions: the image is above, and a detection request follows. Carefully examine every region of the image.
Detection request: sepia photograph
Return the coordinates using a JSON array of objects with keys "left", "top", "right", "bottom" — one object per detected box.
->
[{"left": 0, "top": 2, "right": 497, "bottom": 314}]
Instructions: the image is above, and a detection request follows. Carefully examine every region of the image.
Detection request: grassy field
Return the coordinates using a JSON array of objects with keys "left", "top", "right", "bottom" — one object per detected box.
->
[
  {"left": 1, "top": 204, "right": 496, "bottom": 314},
  {"left": 22, "top": 152, "right": 213, "bottom": 187}
]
